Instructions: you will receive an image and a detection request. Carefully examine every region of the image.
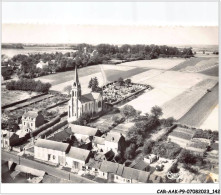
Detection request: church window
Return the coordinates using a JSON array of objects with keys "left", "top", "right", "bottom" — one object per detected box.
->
[{"left": 98, "top": 101, "right": 101, "bottom": 108}]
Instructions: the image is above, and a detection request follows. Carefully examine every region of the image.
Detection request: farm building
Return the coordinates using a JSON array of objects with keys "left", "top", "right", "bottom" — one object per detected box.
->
[
  {"left": 36, "top": 60, "right": 48, "bottom": 69},
  {"left": 167, "top": 127, "right": 195, "bottom": 148}
]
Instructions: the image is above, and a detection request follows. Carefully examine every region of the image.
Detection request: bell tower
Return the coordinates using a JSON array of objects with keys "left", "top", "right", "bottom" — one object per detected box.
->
[{"left": 68, "top": 65, "right": 81, "bottom": 122}]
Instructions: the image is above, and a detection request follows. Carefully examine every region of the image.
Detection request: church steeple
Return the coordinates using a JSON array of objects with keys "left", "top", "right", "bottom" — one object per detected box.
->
[{"left": 73, "top": 65, "right": 80, "bottom": 87}]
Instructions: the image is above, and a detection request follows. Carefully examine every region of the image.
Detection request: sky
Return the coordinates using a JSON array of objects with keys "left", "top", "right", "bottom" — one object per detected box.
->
[{"left": 2, "top": 2, "right": 219, "bottom": 45}]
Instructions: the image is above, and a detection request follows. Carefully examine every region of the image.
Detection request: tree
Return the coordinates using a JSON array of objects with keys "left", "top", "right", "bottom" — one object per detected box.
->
[
  {"left": 88, "top": 77, "right": 99, "bottom": 92},
  {"left": 151, "top": 106, "right": 163, "bottom": 118},
  {"left": 118, "top": 77, "right": 124, "bottom": 86},
  {"left": 120, "top": 105, "right": 137, "bottom": 121},
  {"left": 143, "top": 140, "right": 154, "bottom": 155},
  {"left": 124, "top": 143, "right": 136, "bottom": 160},
  {"left": 126, "top": 126, "right": 144, "bottom": 146},
  {"left": 125, "top": 78, "right": 131, "bottom": 86}
]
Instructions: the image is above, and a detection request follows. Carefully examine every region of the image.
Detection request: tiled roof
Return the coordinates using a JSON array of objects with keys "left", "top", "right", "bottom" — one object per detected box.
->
[
  {"left": 116, "top": 164, "right": 124, "bottom": 176},
  {"left": 130, "top": 160, "right": 149, "bottom": 171},
  {"left": 79, "top": 95, "right": 94, "bottom": 103},
  {"left": 66, "top": 146, "right": 91, "bottom": 162},
  {"left": 48, "top": 128, "right": 72, "bottom": 142},
  {"left": 122, "top": 167, "right": 140, "bottom": 181},
  {"left": 23, "top": 110, "right": 40, "bottom": 118},
  {"left": 91, "top": 92, "right": 101, "bottom": 100},
  {"left": 69, "top": 124, "right": 98, "bottom": 136},
  {"left": 138, "top": 171, "right": 150, "bottom": 183},
  {"left": 35, "top": 139, "right": 69, "bottom": 152},
  {"left": 86, "top": 159, "right": 102, "bottom": 169},
  {"left": 100, "top": 161, "right": 119, "bottom": 174},
  {"left": 169, "top": 131, "right": 193, "bottom": 140}
]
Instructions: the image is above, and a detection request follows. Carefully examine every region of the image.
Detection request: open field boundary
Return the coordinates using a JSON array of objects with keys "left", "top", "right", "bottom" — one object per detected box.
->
[
  {"left": 2, "top": 93, "right": 46, "bottom": 109},
  {"left": 179, "top": 84, "right": 218, "bottom": 129},
  {"left": 161, "top": 79, "right": 218, "bottom": 120}
]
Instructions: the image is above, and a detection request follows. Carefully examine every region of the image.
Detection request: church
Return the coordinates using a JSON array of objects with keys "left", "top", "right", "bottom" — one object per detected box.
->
[{"left": 68, "top": 65, "right": 103, "bottom": 123}]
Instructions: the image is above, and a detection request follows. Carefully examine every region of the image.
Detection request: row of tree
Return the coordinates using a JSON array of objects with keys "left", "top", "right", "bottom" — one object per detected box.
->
[
  {"left": 6, "top": 78, "right": 51, "bottom": 93},
  {"left": 2, "top": 43, "right": 194, "bottom": 80}
]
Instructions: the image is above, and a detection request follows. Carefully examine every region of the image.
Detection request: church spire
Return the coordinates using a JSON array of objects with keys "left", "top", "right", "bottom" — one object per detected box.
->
[{"left": 73, "top": 65, "right": 80, "bottom": 85}]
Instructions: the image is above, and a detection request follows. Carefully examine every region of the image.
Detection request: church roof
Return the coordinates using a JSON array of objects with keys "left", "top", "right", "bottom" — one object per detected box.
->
[
  {"left": 79, "top": 93, "right": 94, "bottom": 103},
  {"left": 73, "top": 65, "right": 80, "bottom": 84}
]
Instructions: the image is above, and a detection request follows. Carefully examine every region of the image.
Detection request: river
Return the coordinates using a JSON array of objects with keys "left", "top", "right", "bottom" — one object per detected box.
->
[{"left": 2, "top": 47, "right": 76, "bottom": 58}]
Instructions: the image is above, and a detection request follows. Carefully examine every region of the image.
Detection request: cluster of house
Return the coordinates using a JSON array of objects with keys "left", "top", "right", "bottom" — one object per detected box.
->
[
  {"left": 33, "top": 124, "right": 163, "bottom": 183},
  {"left": 1, "top": 110, "right": 45, "bottom": 149},
  {"left": 167, "top": 127, "right": 212, "bottom": 156},
  {"left": 103, "top": 82, "right": 145, "bottom": 103}
]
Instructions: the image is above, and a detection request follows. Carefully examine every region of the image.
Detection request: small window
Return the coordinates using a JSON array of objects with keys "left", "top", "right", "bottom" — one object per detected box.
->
[
  {"left": 95, "top": 169, "right": 98, "bottom": 171},
  {"left": 53, "top": 155, "right": 56, "bottom": 160},
  {"left": 31, "top": 123, "right": 33, "bottom": 126},
  {"left": 23, "top": 122, "right": 26, "bottom": 125},
  {"left": 103, "top": 173, "right": 105, "bottom": 176},
  {"left": 116, "top": 176, "right": 118, "bottom": 179}
]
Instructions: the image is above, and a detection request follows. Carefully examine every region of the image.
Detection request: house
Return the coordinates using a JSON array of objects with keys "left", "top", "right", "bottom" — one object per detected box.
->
[
  {"left": 65, "top": 146, "right": 91, "bottom": 171},
  {"left": 129, "top": 159, "right": 150, "bottom": 172},
  {"left": 104, "top": 132, "right": 127, "bottom": 154},
  {"left": 92, "top": 136, "right": 105, "bottom": 152},
  {"left": 85, "top": 159, "right": 102, "bottom": 176},
  {"left": 22, "top": 110, "right": 44, "bottom": 133},
  {"left": 69, "top": 124, "right": 100, "bottom": 142},
  {"left": 98, "top": 160, "right": 119, "bottom": 181},
  {"left": 144, "top": 154, "right": 159, "bottom": 164},
  {"left": 36, "top": 60, "right": 48, "bottom": 69},
  {"left": 1, "top": 131, "right": 19, "bottom": 149},
  {"left": 67, "top": 65, "right": 103, "bottom": 122},
  {"left": 94, "top": 150, "right": 115, "bottom": 161},
  {"left": 34, "top": 139, "right": 70, "bottom": 166}
]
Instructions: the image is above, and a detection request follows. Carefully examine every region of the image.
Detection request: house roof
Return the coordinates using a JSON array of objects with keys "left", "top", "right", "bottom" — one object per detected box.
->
[
  {"left": 48, "top": 128, "right": 72, "bottom": 142},
  {"left": 80, "top": 95, "right": 94, "bottom": 103},
  {"left": 122, "top": 167, "right": 141, "bottom": 181},
  {"left": 100, "top": 161, "right": 119, "bottom": 174},
  {"left": 138, "top": 171, "right": 150, "bottom": 183},
  {"left": 66, "top": 146, "right": 91, "bottom": 162},
  {"left": 86, "top": 159, "right": 102, "bottom": 169},
  {"left": 69, "top": 124, "right": 98, "bottom": 136},
  {"left": 23, "top": 110, "right": 41, "bottom": 118},
  {"left": 35, "top": 139, "right": 69, "bottom": 152},
  {"left": 93, "top": 136, "right": 105, "bottom": 145},
  {"left": 105, "top": 132, "right": 123, "bottom": 143},
  {"left": 130, "top": 160, "right": 149, "bottom": 171},
  {"left": 116, "top": 164, "right": 124, "bottom": 176}
]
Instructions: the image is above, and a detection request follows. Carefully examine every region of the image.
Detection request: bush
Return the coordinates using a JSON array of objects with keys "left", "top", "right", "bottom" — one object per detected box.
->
[{"left": 6, "top": 78, "right": 51, "bottom": 93}]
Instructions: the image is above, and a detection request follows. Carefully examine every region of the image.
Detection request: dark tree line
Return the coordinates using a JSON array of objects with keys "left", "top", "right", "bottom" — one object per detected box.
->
[
  {"left": 2, "top": 43, "right": 193, "bottom": 80},
  {"left": 6, "top": 78, "right": 51, "bottom": 93}
]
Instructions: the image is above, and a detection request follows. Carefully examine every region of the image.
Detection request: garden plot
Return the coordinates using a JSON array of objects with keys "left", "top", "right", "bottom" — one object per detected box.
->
[
  {"left": 161, "top": 79, "right": 218, "bottom": 120},
  {"left": 119, "top": 58, "right": 186, "bottom": 70},
  {"left": 180, "top": 57, "right": 218, "bottom": 73},
  {"left": 200, "top": 104, "right": 219, "bottom": 131}
]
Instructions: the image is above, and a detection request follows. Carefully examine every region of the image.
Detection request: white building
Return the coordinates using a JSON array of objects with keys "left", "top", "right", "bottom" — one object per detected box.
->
[
  {"left": 65, "top": 146, "right": 91, "bottom": 171},
  {"left": 34, "top": 139, "right": 70, "bottom": 166},
  {"left": 67, "top": 65, "right": 102, "bottom": 123},
  {"left": 36, "top": 60, "right": 48, "bottom": 69}
]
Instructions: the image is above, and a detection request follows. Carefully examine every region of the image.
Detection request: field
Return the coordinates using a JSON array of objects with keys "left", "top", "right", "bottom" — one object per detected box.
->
[
  {"left": 180, "top": 57, "right": 218, "bottom": 73},
  {"left": 200, "top": 104, "right": 219, "bottom": 131},
  {"left": 161, "top": 79, "right": 218, "bottom": 120},
  {"left": 200, "top": 66, "right": 219, "bottom": 77},
  {"left": 171, "top": 57, "right": 209, "bottom": 71},
  {"left": 1, "top": 86, "right": 39, "bottom": 107},
  {"left": 119, "top": 70, "right": 213, "bottom": 115},
  {"left": 119, "top": 58, "right": 186, "bottom": 70}
]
